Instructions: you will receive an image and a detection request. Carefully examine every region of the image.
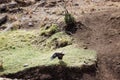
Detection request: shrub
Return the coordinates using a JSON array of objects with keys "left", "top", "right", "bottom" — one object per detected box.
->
[
  {"left": 61, "top": 0, "right": 76, "bottom": 33},
  {"left": 64, "top": 13, "right": 75, "bottom": 26}
]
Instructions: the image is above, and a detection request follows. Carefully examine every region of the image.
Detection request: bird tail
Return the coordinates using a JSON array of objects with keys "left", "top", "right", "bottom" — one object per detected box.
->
[
  {"left": 51, "top": 52, "right": 57, "bottom": 60},
  {"left": 50, "top": 55, "right": 56, "bottom": 60},
  {"left": 50, "top": 56, "right": 54, "bottom": 60}
]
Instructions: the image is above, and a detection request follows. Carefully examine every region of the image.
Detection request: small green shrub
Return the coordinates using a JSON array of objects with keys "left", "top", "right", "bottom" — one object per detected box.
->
[
  {"left": 64, "top": 13, "right": 75, "bottom": 26},
  {"left": 61, "top": 0, "right": 76, "bottom": 33}
]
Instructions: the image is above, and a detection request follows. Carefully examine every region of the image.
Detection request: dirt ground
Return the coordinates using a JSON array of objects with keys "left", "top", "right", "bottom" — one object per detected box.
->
[
  {"left": 2, "top": 65, "right": 96, "bottom": 80},
  {"left": 74, "top": 9, "right": 120, "bottom": 80},
  {"left": 0, "top": 0, "right": 120, "bottom": 80}
]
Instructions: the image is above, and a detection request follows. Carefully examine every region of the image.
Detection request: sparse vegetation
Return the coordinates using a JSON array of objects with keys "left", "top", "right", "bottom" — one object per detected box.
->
[{"left": 40, "top": 24, "right": 59, "bottom": 36}]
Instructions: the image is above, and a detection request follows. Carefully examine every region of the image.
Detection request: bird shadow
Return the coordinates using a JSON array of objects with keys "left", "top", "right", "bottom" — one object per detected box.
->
[{"left": 59, "top": 60, "right": 67, "bottom": 66}]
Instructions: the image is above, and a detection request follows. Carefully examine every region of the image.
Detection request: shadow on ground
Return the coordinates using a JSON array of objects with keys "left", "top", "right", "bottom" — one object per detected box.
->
[{"left": 1, "top": 65, "right": 96, "bottom": 80}]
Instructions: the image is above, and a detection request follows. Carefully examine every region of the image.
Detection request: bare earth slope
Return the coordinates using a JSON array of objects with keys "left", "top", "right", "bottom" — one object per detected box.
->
[{"left": 74, "top": 9, "right": 120, "bottom": 80}]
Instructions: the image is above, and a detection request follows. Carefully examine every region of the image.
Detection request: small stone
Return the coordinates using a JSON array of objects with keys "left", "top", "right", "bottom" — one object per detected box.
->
[
  {"left": 109, "top": 40, "right": 112, "bottom": 43},
  {"left": 74, "top": 3, "right": 79, "bottom": 6},
  {"left": 0, "top": 4, "right": 7, "bottom": 13},
  {"left": 84, "top": 46, "right": 88, "bottom": 49},
  {"left": 90, "top": 8, "right": 96, "bottom": 12},
  {"left": 23, "top": 64, "right": 28, "bottom": 67},
  {"left": 28, "top": 22, "right": 34, "bottom": 27}
]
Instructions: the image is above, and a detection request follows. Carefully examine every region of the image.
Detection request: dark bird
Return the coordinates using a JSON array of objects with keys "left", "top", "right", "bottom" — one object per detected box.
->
[{"left": 51, "top": 51, "right": 65, "bottom": 60}]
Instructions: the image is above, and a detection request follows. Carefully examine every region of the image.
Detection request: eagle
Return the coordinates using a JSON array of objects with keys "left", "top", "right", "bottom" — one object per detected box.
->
[{"left": 51, "top": 51, "right": 65, "bottom": 60}]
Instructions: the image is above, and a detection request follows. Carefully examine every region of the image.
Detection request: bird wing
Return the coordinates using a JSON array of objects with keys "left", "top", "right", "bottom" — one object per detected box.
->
[{"left": 51, "top": 53, "right": 57, "bottom": 60}]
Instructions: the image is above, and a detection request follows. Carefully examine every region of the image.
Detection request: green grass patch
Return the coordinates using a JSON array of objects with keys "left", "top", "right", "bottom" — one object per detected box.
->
[
  {"left": 0, "top": 45, "right": 96, "bottom": 75},
  {"left": 0, "top": 30, "right": 36, "bottom": 51},
  {"left": 0, "top": 30, "right": 97, "bottom": 76}
]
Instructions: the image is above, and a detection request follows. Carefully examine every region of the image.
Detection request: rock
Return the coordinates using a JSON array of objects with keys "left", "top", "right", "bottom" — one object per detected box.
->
[
  {"left": 7, "top": 1, "right": 18, "bottom": 8},
  {"left": 0, "top": 0, "right": 11, "bottom": 4},
  {"left": 15, "top": 0, "right": 36, "bottom": 7},
  {"left": 0, "top": 78, "right": 9, "bottom": 80},
  {"left": 90, "top": 8, "right": 96, "bottom": 12},
  {"left": 0, "top": 77, "right": 17, "bottom": 80},
  {"left": 84, "top": 46, "right": 88, "bottom": 49},
  {"left": 0, "top": 4, "right": 8, "bottom": 13},
  {"left": 23, "top": 64, "right": 29, "bottom": 67},
  {"left": 0, "top": 1, "right": 19, "bottom": 13},
  {"left": 0, "top": 15, "right": 7, "bottom": 26},
  {"left": 28, "top": 21, "right": 34, "bottom": 27},
  {"left": 74, "top": 3, "right": 79, "bottom": 6}
]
